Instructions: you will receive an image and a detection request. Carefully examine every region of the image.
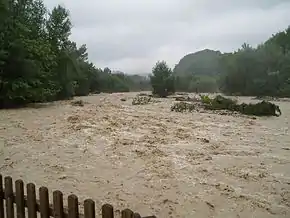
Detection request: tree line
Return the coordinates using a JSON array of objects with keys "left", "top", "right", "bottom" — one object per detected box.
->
[
  {"left": 1, "top": 0, "right": 289, "bottom": 108},
  {"left": 219, "top": 27, "right": 290, "bottom": 97},
  {"left": 152, "top": 26, "right": 290, "bottom": 97},
  {"left": 0, "top": 0, "right": 150, "bottom": 108}
]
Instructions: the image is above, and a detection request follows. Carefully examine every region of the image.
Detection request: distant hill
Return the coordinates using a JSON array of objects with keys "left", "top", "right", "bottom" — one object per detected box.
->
[{"left": 174, "top": 49, "right": 222, "bottom": 76}]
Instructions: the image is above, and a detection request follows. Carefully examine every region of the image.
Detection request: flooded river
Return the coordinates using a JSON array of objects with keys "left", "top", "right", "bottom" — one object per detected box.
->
[{"left": 0, "top": 93, "right": 289, "bottom": 217}]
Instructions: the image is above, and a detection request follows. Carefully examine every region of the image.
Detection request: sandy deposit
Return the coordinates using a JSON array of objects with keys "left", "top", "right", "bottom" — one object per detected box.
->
[{"left": 0, "top": 92, "right": 290, "bottom": 218}]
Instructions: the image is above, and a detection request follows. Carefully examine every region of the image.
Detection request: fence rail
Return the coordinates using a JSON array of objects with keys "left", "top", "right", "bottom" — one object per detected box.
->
[{"left": 0, "top": 175, "right": 156, "bottom": 218}]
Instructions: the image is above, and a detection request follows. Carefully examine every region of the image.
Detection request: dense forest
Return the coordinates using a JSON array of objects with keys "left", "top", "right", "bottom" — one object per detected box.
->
[
  {"left": 174, "top": 27, "right": 290, "bottom": 96},
  {"left": 1, "top": 0, "right": 290, "bottom": 108},
  {"left": 0, "top": 0, "right": 150, "bottom": 108},
  {"left": 219, "top": 30, "right": 290, "bottom": 97}
]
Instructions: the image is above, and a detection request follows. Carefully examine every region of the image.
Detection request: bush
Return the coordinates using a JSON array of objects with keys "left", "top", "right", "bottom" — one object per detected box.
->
[
  {"left": 201, "top": 95, "right": 281, "bottom": 116},
  {"left": 171, "top": 102, "right": 195, "bottom": 112},
  {"left": 200, "top": 94, "right": 211, "bottom": 104},
  {"left": 239, "top": 101, "right": 281, "bottom": 116},
  {"left": 203, "top": 95, "right": 238, "bottom": 111}
]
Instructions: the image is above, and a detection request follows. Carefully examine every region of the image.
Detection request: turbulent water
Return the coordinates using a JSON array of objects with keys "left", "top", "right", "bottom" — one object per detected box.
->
[{"left": 0, "top": 93, "right": 289, "bottom": 218}]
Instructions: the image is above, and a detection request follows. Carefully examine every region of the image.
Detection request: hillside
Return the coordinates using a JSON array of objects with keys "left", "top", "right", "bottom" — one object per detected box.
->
[
  {"left": 174, "top": 49, "right": 222, "bottom": 76},
  {"left": 173, "top": 49, "right": 222, "bottom": 93}
]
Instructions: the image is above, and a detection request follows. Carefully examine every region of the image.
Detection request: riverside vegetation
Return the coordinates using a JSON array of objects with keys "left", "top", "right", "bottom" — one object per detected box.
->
[
  {"left": 132, "top": 93, "right": 282, "bottom": 117},
  {"left": 1, "top": 0, "right": 290, "bottom": 112}
]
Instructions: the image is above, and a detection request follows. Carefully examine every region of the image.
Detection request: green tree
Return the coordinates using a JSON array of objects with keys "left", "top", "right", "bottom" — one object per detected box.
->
[
  {"left": 46, "top": 5, "right": 79, "bottom": 99},
  {"left": 0, "top": 0, "right": 154, "bottom": 109},
  {"left": 150, "top": 61, "right": 175, "bottom": 97},
  {"left": 219, "top": 27, "right": 290, "bottom": 97},
  {"left": 0, "top": 0, "right": 58, "bottom": 107}
]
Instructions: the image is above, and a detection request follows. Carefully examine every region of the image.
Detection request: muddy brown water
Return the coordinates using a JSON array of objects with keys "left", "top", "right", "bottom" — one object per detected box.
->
[{"left": 0, "top": 93, "right": 289, "bottom": 218}]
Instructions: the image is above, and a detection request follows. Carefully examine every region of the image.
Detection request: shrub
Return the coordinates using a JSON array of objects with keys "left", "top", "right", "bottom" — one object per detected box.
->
[
  {"left": 200, "top": 94, "right": 211, "bottom": 104},
  {"left": 203, "top": 95, "right": 238, "bottom": 111},
  {"left": 239, "top": 101, "right": 281, "bottom": 116},
  {"left": 201, "top": 95, "right": 281, "bottom": 117}
]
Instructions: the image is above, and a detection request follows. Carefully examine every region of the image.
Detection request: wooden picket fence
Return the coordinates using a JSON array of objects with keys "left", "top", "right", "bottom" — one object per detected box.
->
[{"left": 0, "top": 175, "right": 156, "bottom": 218}]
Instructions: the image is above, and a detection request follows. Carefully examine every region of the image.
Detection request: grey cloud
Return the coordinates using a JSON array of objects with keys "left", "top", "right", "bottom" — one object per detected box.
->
[{"left": 44, "top": 0, "right": 290, "bottom": 73}]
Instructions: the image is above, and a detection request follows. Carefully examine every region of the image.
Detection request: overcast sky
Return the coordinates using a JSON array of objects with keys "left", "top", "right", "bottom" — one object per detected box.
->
[{"left": 44, "top": 0, "right": 290, "bottom": 74}]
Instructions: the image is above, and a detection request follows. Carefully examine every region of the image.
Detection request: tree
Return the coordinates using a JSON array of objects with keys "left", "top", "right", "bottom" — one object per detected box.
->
[
  {"left": 0, "top": 0, "right": 151, "bottom": 109},
  {"left": 0, "top": 0, "right": 59, "bottom": 107},
  {"left": 46, "top": 5, "right": 76, "bottom": 99},
  {"left": 150, "top": 61, "right": 175, "bottom": 97},
  {"left": 2, "top": 0, "right": 288, "bottom": 109},
  {"left": 218, "top": 26, "right": 290, "bottom": 98}
]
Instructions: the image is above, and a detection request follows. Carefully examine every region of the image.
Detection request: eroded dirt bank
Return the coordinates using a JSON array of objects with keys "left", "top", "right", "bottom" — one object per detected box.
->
[{"left": 0, "top": 93, "right": 289, "bottom": 218}]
